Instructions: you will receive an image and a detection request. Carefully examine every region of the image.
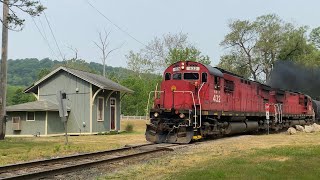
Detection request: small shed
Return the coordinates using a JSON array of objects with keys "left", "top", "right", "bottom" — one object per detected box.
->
[{"left": 6, "top": 66, "right": 133, "bottom": 136}]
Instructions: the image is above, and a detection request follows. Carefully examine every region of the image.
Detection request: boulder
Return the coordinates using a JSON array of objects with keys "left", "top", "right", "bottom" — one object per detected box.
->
[
  {"left": 287, "top": 127, "right": 297, "bottom": 135},
  {"left": 295, "top": 125, "right": 304, "bottom": 132},
  {"left": 304, "top": 125, "right": 315, "bottom": 133},
  {"left": 311, "top": 123, "right": 320, "bottom": 132}
]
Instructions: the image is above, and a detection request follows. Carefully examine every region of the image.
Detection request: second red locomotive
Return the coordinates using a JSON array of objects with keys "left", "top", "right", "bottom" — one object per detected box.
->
[{"left": 146, "top": 61, "right": 318, "bottom": 143}]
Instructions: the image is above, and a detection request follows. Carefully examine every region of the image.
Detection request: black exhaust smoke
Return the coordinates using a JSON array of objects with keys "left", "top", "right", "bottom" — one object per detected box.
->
[{"left": 268, "top": 61, "right": 320, "bottom": 99}]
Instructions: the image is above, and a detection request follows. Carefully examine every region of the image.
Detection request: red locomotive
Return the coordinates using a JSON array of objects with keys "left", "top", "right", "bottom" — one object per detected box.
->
[{"left": 146, "top": 61, "right": 319, "bottom": 143}]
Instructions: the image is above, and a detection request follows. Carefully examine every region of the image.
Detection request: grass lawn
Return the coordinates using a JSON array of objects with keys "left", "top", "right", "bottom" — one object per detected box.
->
[
  {"left": 103, "top": 132, "right": 320, "bottom": 180},
  {"left": 174, "top": 145, "right": 320, "bottom": 179},
  {"left": 0, "top": 119, "right": 148, "bottom": 166}
]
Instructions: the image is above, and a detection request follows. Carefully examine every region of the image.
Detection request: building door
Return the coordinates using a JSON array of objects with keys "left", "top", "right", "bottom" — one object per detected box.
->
[{"left": 110, "top": 98, "right": 116, "bottom": 130}]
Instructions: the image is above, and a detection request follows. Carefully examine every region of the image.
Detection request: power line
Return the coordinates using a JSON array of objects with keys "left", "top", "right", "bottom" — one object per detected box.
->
[
  {"left": 86, "top": 0, "right": 147, "bottom": 47},
  {"left": 31, "top": 17, "right": 61, "bottom": 61},
  {"left": 43, "top": 11, "right": 65, "bottom": 61}
]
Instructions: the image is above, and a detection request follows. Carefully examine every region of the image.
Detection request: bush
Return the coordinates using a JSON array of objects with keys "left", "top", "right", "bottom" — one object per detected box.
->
[
  {"left": 53, "top": 145, "right": 61, "bottom": 153},
  {"left": 125, "top": 123, "right": 134, "bottom": 132}
]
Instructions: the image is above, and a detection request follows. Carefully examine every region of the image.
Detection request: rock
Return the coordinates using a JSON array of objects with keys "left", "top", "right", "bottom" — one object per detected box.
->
[
  {"left": 287, "top": 127, "right": 297, "bottom": 135},
  {"left": 311, "top": 123, "right": 320, "bottom": 132},
  {"left": 295, "top": 125, "right": 305, "bottom": 132},
  {"left": 304, "top": 125, "right": 315, "bottom": 133}
]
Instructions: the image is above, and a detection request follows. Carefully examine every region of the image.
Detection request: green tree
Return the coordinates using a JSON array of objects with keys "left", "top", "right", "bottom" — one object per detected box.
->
[
  {"left": 217, "top": 54, "right": 251, "bottom": 78},
  {"left": 11, "top": 88, "right": 36, "bottom": 105},
  {"left": 126, "top": 51, "right": 153, "bottom": 78},
  {"left": 220, "top": 14, "right": 314, "bottom": 82},
  {"left": 166, "top": 47, "right": 210, "bottom": 65},
  {"left": 54, "top": 59, "right": 98, "bottom": 74},
  {"left": 0, "top": 0, "right": 45, "bottom": 30},
  {"left": 310, "top": 27, "right": 320, "bottom": 49},
  {"left": 278, "top": 26, "right": 314, "bottom": 61},
  {"left": 37, "top": 68, "right": 51, "bottom": 80},
  {"left": 126, "top": 32, "right": 210, "bottom": 73},
  {"left": 120, "top": 74, "right": 161, "bottom": 116},
  {"left": 220, "top": 19, "right": 259, "bottom": 80}
]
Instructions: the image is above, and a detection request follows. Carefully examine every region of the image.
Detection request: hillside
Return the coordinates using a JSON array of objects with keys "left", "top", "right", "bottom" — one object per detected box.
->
[{"left": 8, "top": 58, "right": 133, "bottom": 86}]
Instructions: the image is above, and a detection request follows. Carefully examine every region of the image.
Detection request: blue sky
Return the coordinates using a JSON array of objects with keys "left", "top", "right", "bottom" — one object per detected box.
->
[{"left": 5, "top": 0, "right": 320, "bottom": 67}]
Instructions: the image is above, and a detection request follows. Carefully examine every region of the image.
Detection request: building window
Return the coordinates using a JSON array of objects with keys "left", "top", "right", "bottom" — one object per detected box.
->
[
  {"left": 110, "top": 98, "right": 116, "bottom": 106},
  {"left": 97, "top": 97, "right": 104, "bottom": 121},
  {"left": 26, "top": 112, "right": 35, "bottom": 121}
]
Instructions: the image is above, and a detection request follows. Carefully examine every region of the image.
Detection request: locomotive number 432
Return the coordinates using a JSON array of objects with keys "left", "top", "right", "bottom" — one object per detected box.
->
[{"left": 213, "top": 94, "right": 221, "bottom": 103}]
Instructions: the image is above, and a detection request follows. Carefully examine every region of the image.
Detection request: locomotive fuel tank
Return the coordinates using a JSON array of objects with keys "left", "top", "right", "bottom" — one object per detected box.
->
[{"left": 225, "top": 121, "right": 259, "bottom": 134}]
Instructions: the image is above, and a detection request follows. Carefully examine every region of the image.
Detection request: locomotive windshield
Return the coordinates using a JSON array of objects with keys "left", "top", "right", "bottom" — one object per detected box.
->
[
  {"left": 184, "top": 73, "right": 199, "bottom": 80},
  {"left": 173, "top": 73, "right": 182, "bottom": 80},
  {"left": 165, "top": 73, "right": 171, "bottom": 80}
]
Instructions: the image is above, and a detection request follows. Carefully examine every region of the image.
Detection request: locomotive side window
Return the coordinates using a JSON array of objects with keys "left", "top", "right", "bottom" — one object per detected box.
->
[
  {"left": 214, "top": 76, "right": 220, "bottom": 90},
  {"left": 173, "top": 73, "right": 182, "bottom": 80},
  {"left": 202, "top": 73, "right": 207, "bottom": 83},
  {"left": 184, "top": 73, "right": 199, "bottom": 80},
  {"left": 224, "top": 80, "right": 234, "bottom": 92},
  {"left": 165, "top": 73, "right": 171, "bottom": 80}
]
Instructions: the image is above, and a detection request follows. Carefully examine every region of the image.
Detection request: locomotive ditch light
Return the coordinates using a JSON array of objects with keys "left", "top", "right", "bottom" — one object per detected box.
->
[
  {"left": 154, "top": 112, "right": 159, "bottom": 118},
  {"left": 179, "top": 113, "right": 185, "bottom": 119}
]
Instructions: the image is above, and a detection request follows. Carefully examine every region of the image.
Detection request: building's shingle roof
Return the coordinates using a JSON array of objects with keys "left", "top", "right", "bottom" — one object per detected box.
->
[
  {"left": 65, "top": 68, "right": 133, "bottom": 93},
  {"left": 6, "top": 100, "right": 71, "bottom": 112},
  {"left": 25, "top": 67, "right": 133, "bottom": 93}
]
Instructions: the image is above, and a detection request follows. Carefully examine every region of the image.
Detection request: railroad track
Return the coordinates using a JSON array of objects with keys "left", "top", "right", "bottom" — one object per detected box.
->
[{"left": 0, "top": 143, "right": 185, "bottom": 180}]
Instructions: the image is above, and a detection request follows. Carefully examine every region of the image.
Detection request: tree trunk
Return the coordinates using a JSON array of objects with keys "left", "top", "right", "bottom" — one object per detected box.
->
[{"left": 0, "top": 0, "right": 9, "bottom": 140}]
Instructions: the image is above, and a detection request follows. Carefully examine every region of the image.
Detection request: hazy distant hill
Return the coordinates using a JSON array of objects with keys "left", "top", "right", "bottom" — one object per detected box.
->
[{"left": 8, "top": 58, "right": 132, "bottom": 86}]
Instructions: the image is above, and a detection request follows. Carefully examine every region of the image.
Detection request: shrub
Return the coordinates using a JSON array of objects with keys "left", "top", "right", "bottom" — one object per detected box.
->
[
  {"left": 125, "top": 123, "right": 134, "bottom": 132},
  {"left": 53, "top": 145, "right": 61, "bottom": 153}
]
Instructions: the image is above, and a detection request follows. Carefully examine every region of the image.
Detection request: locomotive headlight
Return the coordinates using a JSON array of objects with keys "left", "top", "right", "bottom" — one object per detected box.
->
[
  {"left": 179, "top": 113, "right": 185, "bottom": 119},
  {"left": 154, "top": 112, "right": 159, "bottom": 118},
  {"left": 181, "top": 66, "right": 185, "bottom": 70}
]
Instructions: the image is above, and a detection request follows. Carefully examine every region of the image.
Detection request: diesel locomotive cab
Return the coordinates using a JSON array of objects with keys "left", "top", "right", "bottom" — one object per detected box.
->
[{"left": 146, "top": 61, "right": 208, "bottom": 143}]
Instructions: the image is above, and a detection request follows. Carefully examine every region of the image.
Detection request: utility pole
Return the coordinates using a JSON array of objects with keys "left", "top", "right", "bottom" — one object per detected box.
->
[{"left": 0, "top": 0, "right": 9, "bottom": 140}]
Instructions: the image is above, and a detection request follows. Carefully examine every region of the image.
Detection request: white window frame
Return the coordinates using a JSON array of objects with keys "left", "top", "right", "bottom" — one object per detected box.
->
[
  {"left": 97, "top": 97, "right": 104, "bottom": 122},
  {"left": 110, "top": 98, "right": 116, "bottom": 130},
  {"left": 26, "top": 112, "right": 35, "bottom": 121}
]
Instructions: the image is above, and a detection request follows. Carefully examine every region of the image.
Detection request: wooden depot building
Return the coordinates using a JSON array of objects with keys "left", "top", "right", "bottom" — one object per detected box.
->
[{"left": 5, "top": 67, "right": 133, "bottom": 136}]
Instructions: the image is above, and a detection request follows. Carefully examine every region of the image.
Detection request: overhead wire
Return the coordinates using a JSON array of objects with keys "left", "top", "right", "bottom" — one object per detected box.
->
[
  {"left": 85, "top": 0, "right": 147, "bottom": 47},
  {"left": 43, "top": 11, "right": 65, "bottom": 61},
  {"left": 31, "top": 16, "right": 61, "bottom": 61}
]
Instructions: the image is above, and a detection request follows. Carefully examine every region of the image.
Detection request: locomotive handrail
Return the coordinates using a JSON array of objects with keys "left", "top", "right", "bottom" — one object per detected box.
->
[
  {"left": 274, "top": 104, "right": 278, "bottom": 122},
  {"left": 197, "top": 83, "right": 205, "bottom": 128},
  {"left": 146, "top": 91, "right": 164, "bottom": 117},
  {"left": 279, "top": 104, "right": 283, "bottom": 123}
]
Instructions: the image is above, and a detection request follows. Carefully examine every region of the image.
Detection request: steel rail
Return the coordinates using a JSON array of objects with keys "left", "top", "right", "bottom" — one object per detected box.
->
[
  {"left": 0, "top": 143, "right": 158, "bottom": 179},
  {"left": 1, "top": 145, "right": 175, "bottom": 180}
]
